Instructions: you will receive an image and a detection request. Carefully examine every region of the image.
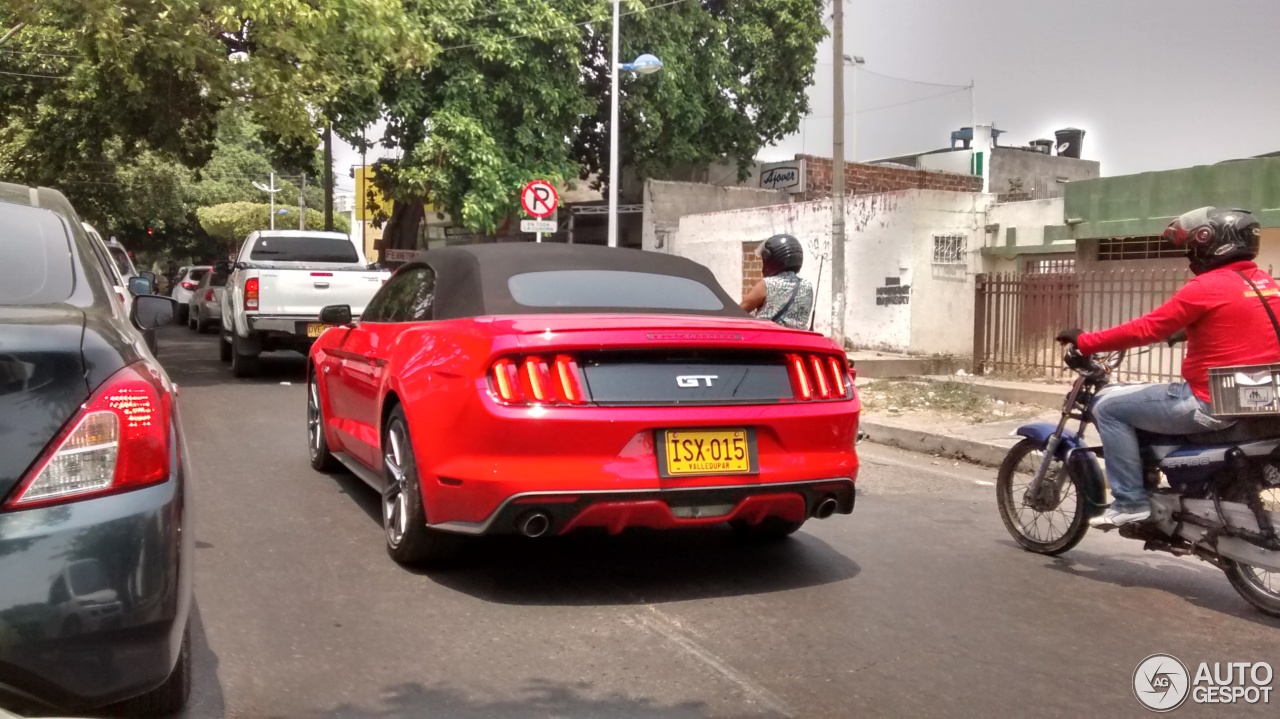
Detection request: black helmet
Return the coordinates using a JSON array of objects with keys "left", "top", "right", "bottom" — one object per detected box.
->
[
  {"left": 758, "top": 234, "right": 803, "bottom": 277},
  {"left": 1162, "top": 207, "right": 1261, "bottom": 275}
]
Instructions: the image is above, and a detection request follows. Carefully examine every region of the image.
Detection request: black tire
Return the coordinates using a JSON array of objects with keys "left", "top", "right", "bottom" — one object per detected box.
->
[
  {"left": 176, "top": 304, "right": 189, "bottom": 326},
  {"left": 307, "top": 371, "right": 340, "bottom": 472},
  {"left": 730, "top": 516, "right": 805, "bottom": 539},
  {"left": 996, "top": 438, "right": 1090, "bottom": 556},
  {"left": 230, "top": 332, "right": 260, "bottom": 378},
  {"left": 218, "top": 332, "right": 232, "bottom": 362},
  {"left": 1223, "top": 560, "right": 1280, "bottom": 618},
  {"left": 111, "top": 623, "right": 191, "bottom": 716},
  {"left": 382, "top": 406, "right": 462, "bottom": 566},
  {"left": 195, "top": 310, "right": 210, "bottom": 334}
]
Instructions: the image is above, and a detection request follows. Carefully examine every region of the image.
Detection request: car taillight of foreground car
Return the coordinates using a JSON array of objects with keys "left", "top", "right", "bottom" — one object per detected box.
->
[{"left": 3, "top": 362, "right": 172, "bottom": 510}]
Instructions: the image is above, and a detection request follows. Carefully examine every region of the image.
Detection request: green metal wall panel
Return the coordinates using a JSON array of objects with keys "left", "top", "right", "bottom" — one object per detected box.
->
[{"left": 1062, "top": 156, "right": 1280, "bottom": 239}]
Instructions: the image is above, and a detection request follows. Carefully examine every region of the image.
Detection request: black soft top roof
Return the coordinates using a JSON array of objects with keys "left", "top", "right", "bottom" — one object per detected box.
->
[{"left": 406, "top": 242, "right": 749, "bottom": 320}]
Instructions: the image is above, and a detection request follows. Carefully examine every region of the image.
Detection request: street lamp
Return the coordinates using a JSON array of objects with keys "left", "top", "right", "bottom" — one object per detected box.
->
[{"left": 607, "top": 0, "right": 663, "bottom": 248}]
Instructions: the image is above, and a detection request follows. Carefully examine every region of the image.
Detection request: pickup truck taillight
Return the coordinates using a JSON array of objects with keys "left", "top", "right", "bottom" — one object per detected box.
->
[
  {"left": 244, "top": 277, "right": 259, "bottom": 311},
  {"left": 3, "top": 362, "right": 171, "bottom": 510}
]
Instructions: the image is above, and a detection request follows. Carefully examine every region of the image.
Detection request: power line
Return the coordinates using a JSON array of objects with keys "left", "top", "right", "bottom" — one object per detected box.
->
[
  {"left": 438, "top": 0, "right": 693, "bottom": 53},
  {"left": 0, "top": 69, "right": 67, "bottom": 79},
  {"left": 0, "top": 47, "right": 79, "bottom": 59},
  {"left": 858, "top": 86, "right": 970, "bottom": 114},
  {"left": 856, "top": 66, "right": 971, "bottom": 90},
  {"left": 801, "top": 86, "right": 971, "bottom": 120}
]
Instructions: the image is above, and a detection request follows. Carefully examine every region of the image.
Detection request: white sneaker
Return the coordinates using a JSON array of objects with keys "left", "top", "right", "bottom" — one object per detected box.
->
[{"left": 1090, "top": 507, "right": 1151, "bottom": 529}]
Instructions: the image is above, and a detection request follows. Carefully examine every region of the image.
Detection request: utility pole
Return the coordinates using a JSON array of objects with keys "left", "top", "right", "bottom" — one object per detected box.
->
[
  {"left": 323, "top": 121, "right": 334, "bottom": 231},
  {"left": 830, "top": 0, "right": 846, "bottom": 346},
  {"left": 299, "top": 172, "right": 307, "bottom": 230},
  {"left": 253, "top": 173, "right": 282, "bottom": 230}
]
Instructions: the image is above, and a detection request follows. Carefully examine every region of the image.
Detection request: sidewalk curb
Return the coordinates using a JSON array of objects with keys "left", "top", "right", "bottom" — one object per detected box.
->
[{"left": 859, "top": 419, "right": 1012, "bottom": 468}]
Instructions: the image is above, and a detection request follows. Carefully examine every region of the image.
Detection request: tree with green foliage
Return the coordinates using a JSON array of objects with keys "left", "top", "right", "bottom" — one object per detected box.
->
[
  {"left": 357, "top": 0, "right": 826, "bottom": 246},
  {"left": 197, "top": 202, "right": 350, "bottom": 250},
  {"left": 0, "top": 1, "right": 426, "bottom": 251}
]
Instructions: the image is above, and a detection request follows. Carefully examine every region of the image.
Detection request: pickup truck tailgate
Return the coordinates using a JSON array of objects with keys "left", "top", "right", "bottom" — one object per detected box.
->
[{"left": 256, "top": 268, "right": 384, "bottom": 316}]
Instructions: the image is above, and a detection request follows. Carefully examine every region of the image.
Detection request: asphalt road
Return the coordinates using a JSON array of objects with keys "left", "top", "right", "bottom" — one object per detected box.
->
[{"left": 130, "top": 327, "right": 1280, "bottom": 717}]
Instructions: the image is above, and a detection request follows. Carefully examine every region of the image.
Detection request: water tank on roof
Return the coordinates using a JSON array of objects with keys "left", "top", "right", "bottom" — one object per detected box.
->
[{"left": 1054, "top": 128, "right": 1085, "bottom": 159}]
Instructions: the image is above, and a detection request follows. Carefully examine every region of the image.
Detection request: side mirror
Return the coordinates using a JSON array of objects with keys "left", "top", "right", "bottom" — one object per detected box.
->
[
  {"left": 139, "top": 270, "right": 156, "bottom": 284},
  {"left": 318, "top": 304, "right": 353, "bottom": 326},
  {"left": 127, "top": 276, "right": 152, "bottom": 296},
  {"left": 213, "top": 260, "right": 233, "bottom": 274},
  {"left": 131, "top": 295, "right": 177, "bottom": 330},
  {"left": 232, "top": 261, "right": 248, "bottom": 271}
]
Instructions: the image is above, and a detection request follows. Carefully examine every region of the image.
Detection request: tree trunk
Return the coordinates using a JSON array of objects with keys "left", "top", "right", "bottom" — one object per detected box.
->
[{"left": 382, "top": 202, "right": 425, "bottom": 251}]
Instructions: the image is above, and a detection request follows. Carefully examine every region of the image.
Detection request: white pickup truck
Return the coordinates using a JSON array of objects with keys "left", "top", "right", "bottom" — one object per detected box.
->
[{"left": 220, "top": 230, "right": 388, "bottom": 377}]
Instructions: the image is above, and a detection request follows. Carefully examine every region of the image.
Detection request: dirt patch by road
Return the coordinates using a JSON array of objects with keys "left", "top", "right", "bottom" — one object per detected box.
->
[{"left": 859, "top": 379, "right": 1042, "bottom": 424}]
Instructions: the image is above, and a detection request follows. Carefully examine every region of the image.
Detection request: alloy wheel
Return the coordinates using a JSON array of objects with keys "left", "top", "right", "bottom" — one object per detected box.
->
[{"left": 383, "top": 421, "right": 411, "bottom": 547}]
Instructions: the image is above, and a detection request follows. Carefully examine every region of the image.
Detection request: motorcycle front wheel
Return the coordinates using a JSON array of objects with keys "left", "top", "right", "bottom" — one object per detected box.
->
[{"left": 996, "top": 438, "right": 1090, "bottom": 556}]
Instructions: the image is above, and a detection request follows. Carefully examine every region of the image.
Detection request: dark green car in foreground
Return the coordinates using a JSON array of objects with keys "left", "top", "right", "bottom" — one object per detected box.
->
[{"left": 0, "top": 184, "right": 192, "bottom": 715}]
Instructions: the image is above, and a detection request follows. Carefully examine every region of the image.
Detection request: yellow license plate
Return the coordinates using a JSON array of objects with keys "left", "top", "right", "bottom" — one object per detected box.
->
[
  {"left": 659, "top": 428, "right": 757, "bottom": 477},
  {"left": 306, "top": 323, "right": 333, "bottom": 338}
]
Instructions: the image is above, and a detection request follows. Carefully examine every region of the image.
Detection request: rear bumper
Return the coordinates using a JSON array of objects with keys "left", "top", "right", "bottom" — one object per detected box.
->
[
  {"left": 412, "top": 390, "right": 860, "bottom": 533},
  {"left": 248, "top": 314, "right": 316, "bottom": 335},
  {"left": 0, "top": 442, "right": 190, "bottom": 711},
  {"left": 433, "top": 478, "right": 855, "bottom": 536}
]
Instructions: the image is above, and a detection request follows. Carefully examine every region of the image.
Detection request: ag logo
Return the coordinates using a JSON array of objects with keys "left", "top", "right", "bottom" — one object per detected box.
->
[{"left": 1134, "top": 654, "right": 1190, "bottom": 712}]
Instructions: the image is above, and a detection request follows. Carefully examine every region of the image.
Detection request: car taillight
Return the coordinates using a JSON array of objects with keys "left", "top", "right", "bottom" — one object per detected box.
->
[
  {"left": 489, "top": 354, "right": 587, "bottom": 406},
  {"left": 786, "top": 353, "right": 850, "bottom": 401},
  {"left": 244, "top": 277, "right": 259, "bottom": 311},
  {"left": 114, "top": 289, "right": 126, "bottom": 306},
  {"left": 181, "top": 281, "right": 196, "bottom": 290},
  {"left": 204, "top": 289, "right": 216, "bottom": 302},
  {"left": 4, "top": 363, "right": 171, "bottom": 510}
]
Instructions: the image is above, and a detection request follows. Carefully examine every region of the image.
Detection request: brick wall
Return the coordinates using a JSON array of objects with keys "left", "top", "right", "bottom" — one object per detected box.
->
[
  {"left": 799, "top": 154, "right": 982, "bottom": 200},
  {"left": 741, "top": 241, "right": 763, "bottom": 297}
]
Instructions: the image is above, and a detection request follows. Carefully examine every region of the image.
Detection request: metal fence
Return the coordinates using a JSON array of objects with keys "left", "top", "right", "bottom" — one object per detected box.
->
[{"left": 973, "top": 269, "right": 1192, "bottom": 382}]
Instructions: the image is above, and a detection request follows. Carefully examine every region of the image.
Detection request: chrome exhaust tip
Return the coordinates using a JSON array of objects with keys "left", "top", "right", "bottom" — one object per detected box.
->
[
  {"left": 517, "top": 511, "right": 552, "bottom": 538},
  {"left": 813, "top": 496, "right": 838, "bottom": 520}
]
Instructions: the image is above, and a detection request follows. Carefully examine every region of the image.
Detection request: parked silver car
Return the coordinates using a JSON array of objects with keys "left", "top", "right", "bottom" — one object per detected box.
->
[
  {"left": 188, "top": 269, "right": 228, "bottom": 333},
  {"left": 170, "top": 265, "right": 211, "bottom": 325}
]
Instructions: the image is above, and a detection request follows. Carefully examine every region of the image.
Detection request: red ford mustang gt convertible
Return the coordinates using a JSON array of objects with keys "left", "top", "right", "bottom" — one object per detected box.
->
[{"left": 306, "top": 243, "right": 859, "bottom": 565}]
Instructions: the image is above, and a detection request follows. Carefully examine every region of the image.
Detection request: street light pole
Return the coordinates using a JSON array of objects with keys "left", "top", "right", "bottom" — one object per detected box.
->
[
  {"left": 830, "top": 1, "right": 846, "bottom": 345},
  {"left": 607, "top": 0, "right": 622, "bottom": 248}
]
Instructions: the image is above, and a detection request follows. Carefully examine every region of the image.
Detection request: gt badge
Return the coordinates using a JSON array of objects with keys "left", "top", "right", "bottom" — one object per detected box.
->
[{"left": 676, "top": 375, "right": 717, "bottom": 388}]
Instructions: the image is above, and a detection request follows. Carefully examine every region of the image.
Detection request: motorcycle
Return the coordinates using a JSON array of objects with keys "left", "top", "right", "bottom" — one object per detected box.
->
[{"left": 996, "top": 346, "right": 1280, "bottom": 617}]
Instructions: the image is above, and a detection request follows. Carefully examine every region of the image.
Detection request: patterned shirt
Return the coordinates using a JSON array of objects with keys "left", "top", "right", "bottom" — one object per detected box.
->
[{"left": 757, "top": 271, "right": 814, "bottom": 330}]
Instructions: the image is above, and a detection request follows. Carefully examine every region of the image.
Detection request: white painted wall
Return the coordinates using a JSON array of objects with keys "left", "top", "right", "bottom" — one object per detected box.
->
[
  {"left": 672, "top": 191, "right": 965, "bottom": 353},
  {"left": 985, "top": 197, "right": 1067, "bottom": 249},
  {"left": 907, "top": 191, "right": 994, "bottom": 355}
]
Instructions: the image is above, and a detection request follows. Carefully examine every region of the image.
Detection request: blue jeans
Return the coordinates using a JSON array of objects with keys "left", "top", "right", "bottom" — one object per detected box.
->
[{"left": 1091, "top": 382, "right": 1233, "bottom": 513}]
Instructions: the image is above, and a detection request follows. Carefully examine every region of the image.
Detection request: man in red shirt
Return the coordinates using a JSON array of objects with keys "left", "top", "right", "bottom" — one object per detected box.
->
[{"left": 1056, "top": 207, "right": 1276, "bottom": 528}]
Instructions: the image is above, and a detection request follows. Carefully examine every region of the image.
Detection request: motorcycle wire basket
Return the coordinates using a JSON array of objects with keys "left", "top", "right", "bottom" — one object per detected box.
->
[{"left": 1208, "top": 363, "right": 1280, "bottom": 417}]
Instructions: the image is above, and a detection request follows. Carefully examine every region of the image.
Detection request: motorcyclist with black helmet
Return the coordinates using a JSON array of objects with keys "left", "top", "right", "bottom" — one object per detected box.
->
[
  {"left": 1056, "top": 207, "right": 1278, "bottom": 528},
  {"left": 740, "top": 233, "right": 814, "bottom": 330}
]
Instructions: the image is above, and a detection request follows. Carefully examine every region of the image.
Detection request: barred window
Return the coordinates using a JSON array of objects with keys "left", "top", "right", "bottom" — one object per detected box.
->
[
  {"left": 1097, "top": 236, "right": 1185, "bottom": 261},
  {"left": 1025, "top": 258, "right": 1075, "bottom": 274},
  {"left": 932, "top": 234, "right": 966, "bottom": 265}
]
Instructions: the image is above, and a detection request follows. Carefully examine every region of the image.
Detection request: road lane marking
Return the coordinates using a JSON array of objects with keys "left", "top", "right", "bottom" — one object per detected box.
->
[{"left": 633, "top": 607, "right": 793, "bottom": 718}]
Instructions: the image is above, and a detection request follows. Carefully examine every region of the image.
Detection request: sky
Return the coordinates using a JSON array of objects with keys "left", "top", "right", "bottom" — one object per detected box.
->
[{"left": 334, "top": 0, "right": 1280, "bottom": 190}]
